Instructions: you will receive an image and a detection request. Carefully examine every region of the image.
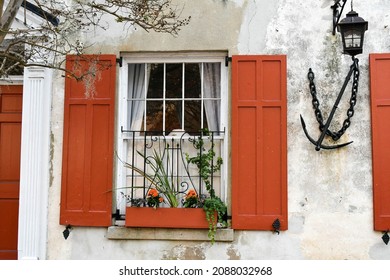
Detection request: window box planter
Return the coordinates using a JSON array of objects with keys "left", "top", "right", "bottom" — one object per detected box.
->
[{"left": 125, "top": 207, "right": 215, "bottom": 229}]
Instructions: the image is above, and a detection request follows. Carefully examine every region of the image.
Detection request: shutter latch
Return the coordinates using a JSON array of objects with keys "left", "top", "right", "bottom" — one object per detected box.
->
[
  {"left": 382, "top": 230, "right": 389, "bottom": 245},
  {"left": 63, "top": 225, "right": 72, "bottom": 240},
  {"left": 272, "top": 218, "right": 280, "bottom": 235}
]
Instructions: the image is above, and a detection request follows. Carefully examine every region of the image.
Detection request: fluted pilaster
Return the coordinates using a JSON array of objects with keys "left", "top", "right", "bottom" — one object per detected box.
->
[{"left": 18, "top": 67, "right": 52, "bottom": 260}]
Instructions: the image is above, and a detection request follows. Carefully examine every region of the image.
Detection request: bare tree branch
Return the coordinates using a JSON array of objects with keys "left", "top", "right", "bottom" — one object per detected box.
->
[
  {"left": 0, "top": 0, "right": 25, "bottom": 43},
  {"left": 0, "top": 0, "right": 191, "bottom": 78}
]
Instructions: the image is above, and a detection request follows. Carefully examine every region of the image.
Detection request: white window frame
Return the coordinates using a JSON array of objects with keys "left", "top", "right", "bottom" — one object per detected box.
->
[{"left": 116, "top": 52, "right": 229, "bottom": 216}]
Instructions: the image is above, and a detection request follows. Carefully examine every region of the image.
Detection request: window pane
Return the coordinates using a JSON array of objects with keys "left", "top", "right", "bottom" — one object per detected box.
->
[
  {"left": 166, "top": 63, "right": 182, "bottom": 98},
  {"left": 203, "top": 63, "right": 221, "bottom": 99},
  {"left": 203, "top": 63, "right": 221, "bottom": 132},
  {"left": 147, "top": 64, "right": 163, "bottom": 98},
  {"left": 146, "top": 101, "right": 163, "bottom": 132},
  {"left": 184, "top": 100, "right": 202, "bottom": 132},
  {"left": 185, "top": 63, "right": 201, "bottom": 98},
  {"left": 204, "top": 100, "right": 220, "bottom": 132},
  {"left": 128, "top": 100, "right": 145, "bottom": 131},
  {"left": 165, "top": 100, "right": 182, "bottom": 133},
  {"left": 128, "top": 64, "right": 146, "bottom": 131},
  {"left": 128, "top": 64, "right": 145, "bottom": 99}
]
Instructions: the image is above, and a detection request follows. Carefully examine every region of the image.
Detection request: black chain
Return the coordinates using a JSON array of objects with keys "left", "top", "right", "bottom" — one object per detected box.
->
[{"left": 307, "top": 59, "right": 359, "bottom": 141}]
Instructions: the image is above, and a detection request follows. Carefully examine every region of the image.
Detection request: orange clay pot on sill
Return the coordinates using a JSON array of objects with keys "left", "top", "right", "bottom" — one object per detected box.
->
[{"left": 125, "top": 207, "right": 216, "bottom": 229}]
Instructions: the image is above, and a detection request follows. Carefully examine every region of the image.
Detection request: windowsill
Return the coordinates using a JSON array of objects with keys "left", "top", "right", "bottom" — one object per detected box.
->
[{"left": 106, "top": 226, "right": 234, "bottom": 242}]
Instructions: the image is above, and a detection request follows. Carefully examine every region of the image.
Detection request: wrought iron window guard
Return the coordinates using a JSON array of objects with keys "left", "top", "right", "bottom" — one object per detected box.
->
[{"left": 119, "top": 129, "right": 225, "bottom": 208}]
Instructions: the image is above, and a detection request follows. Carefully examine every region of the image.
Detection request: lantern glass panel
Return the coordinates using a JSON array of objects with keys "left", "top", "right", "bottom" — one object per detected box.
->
[{"left": 344, "top": 29, "right": 362, "bottom": 48}]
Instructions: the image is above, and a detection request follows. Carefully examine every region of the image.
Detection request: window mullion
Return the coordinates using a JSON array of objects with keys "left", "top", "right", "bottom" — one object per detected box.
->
[
  {"left": 182, "top": 63, "right": 185, "bottom": 130},
  {"left": 201, "top": 62, "right": 204, "bottom": 130},
  {"left": 163, "top": 63, "right": 166, "bottom": 134},
  {"left": 144, "top": 63, "right": 147, "bottom": 132}
]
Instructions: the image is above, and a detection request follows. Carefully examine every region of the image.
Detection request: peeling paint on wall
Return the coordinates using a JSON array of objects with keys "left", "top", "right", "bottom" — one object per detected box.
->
[
  {"left": 162, "top": 244, "right": 206, "bottom": 260},
  {"left": 46, "top": 0, "right": 390, "bottom": 260},
  {"left": 226, "top": 245, "right": 241, "bottom": 260}
]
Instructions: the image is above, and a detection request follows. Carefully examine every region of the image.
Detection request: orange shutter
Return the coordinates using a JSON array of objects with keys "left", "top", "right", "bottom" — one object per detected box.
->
[
  {"left": 231, "top": 55, "right": 287, "bottom": 230},
  {"left": 60, "top": 55, "right": 116, "bottom": 226},
  {"left": 0, "top": 85, "right": 22, "bottom": 259},
  {"left": 370, "top": 54, "right": 390, "bottom": 231}
]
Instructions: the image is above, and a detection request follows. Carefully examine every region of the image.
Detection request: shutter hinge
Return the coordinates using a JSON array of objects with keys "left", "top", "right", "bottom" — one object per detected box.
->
[
  {"left": 116, "top": 57, "right": 123, "bottom": 67},
  {"left": 225, "top": 56, "right": 232, "bottom": 67}
]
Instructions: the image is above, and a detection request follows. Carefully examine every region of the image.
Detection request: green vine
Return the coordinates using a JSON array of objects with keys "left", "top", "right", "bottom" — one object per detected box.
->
[
  {"left": 185, "top": 129, "right": 223, "bottom": 198},
  {"left": 186, "top": 129, "right": 227, "bottom": 243},
  {"left": 203, "top": 196, "right": 227, "bottom": 244}
]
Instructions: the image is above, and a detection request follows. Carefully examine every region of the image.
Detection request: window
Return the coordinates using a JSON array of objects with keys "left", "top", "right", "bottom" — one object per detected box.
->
[{"left": 116, "top": 52, "right": 228, "bottom": 215}]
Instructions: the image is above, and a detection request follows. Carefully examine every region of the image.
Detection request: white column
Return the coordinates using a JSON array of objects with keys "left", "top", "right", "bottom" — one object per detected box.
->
[{"left": 18, "top": 67, "right": 52, "bottom": 260}]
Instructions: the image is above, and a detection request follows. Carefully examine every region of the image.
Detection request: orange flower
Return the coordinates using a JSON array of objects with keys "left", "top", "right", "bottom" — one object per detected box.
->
[
  {"left": 147, "top": 188, "right": 159, "bottom": 198},
  {"left": 186, "top": 189, "right": 197, "bottom": 199},
  {"left": 146, "top": 188, "right": 163, "bottom": 208}
]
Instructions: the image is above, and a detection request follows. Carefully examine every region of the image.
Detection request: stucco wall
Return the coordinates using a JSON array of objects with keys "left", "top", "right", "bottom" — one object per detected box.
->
[{"left": 47, "top": 0, "right": 390, "bottom": 259}]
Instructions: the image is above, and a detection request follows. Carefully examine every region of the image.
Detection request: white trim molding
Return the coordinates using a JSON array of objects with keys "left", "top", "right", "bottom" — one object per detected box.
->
[{"left": 18, "top": 67, "right": 52, "bottom": 260}]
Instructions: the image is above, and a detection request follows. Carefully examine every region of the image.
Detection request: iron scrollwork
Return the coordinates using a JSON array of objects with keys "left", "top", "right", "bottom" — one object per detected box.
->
[{"left": 120, "top": 130, "right": 224, "bottom": 207}]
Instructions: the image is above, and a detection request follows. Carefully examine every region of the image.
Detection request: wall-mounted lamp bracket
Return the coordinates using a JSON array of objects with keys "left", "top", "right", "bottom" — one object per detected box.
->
[{"left": 331, "top": 0, "right": 347, "bottom": 35}]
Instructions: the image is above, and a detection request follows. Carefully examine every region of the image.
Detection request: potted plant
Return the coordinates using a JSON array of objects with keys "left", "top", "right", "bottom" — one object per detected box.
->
[
  {"left": 126, "top": 188, "right": 212, "bottom": 229},
  {"left": 123, "top": 148, "right": 179, "bottom": 208},
  {"left": 124, "top": 147, "right": 212, "bottom": 229},
  {"left": 122, "top": 130, "right": 226, "bottom": 243}
]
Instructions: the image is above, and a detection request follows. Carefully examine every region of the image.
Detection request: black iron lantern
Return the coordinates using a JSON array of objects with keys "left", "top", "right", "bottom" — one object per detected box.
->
[
  {"left": 337, "top": 10, "right": 368, "bottom": 56},
  {"left": 300, "top": 1, "right": 368, "bottom": 151}
]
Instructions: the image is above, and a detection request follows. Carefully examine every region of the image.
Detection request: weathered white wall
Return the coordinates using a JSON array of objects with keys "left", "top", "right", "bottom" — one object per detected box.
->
[{"left": 47, "top": 0, "right": 390, "bottom": 259}]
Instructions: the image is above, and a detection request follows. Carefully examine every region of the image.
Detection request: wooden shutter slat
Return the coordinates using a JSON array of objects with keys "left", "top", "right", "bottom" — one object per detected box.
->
[
  {"left": 60, "top": 55, "right": 116, "bottom": 226},
  {"left": 370, "top": 53, "right": 390, "bottom": 231},
  {"left": 231, "top": 55, "right": 287, "bottom": 230}
]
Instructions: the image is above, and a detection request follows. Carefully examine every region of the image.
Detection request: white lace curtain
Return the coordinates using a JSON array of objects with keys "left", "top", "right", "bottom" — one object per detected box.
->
[
  {"left": 127, "top": 64, "right": 147, "bottom": 131},
  {"left": 203, "top": 63, "right": 221, "bottom": 132}
]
